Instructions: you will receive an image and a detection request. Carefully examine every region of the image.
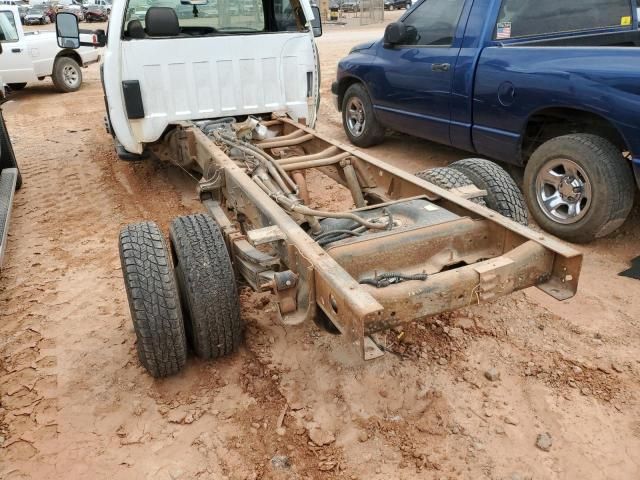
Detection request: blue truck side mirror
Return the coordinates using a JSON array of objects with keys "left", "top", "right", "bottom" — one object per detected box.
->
[{"left": 384, "top": 22, "right": 406, "bottom": 46}]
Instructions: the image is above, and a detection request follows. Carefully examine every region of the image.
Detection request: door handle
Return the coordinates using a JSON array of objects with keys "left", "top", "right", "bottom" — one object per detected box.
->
[
  {"left": 432, "top": 63, "right": 450, "bottom": 72},
  {"left": 11, "top": 48, "right": 22, "bottom": 53}
]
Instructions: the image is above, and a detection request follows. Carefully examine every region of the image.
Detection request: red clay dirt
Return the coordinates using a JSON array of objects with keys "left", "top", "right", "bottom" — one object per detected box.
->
[{"left": 1, "top": 14, "right": 639, "bottom": 480}]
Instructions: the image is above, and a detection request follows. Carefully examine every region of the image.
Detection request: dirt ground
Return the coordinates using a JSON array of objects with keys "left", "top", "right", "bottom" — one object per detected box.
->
[{"left": 1, "top": 14, "right": 640, "bottom": 480}]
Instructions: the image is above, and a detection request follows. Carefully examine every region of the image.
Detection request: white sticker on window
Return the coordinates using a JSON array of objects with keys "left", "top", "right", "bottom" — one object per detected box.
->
[{"left": 496, "top": 21, "right": 512, "bottom": 39}]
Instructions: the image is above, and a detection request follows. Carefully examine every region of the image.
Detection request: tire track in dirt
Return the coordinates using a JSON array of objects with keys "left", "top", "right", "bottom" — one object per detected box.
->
[
  {"left": 2, "top": 84, "right": 348, "bottom": 478},
  {"left": 0, "top": 108, "right": 111, "bottom": 471}
]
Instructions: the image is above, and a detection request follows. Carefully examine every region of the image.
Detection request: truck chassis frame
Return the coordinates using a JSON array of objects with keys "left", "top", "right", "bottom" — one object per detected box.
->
[{"left": 151, "top": 115, "right": 582, "bottom": 359}]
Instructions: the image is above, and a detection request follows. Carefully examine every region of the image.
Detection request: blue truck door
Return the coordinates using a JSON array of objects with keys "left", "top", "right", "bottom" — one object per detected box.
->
[{"left": 369, "top": 0, "right": 467, "bottom": 145}]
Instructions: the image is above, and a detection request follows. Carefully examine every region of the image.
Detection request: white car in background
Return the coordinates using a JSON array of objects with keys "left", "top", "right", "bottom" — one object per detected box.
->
[
  {"left": 0, "top": 5, "right": 101, "bottom": 92},
  {"left": 23, "top": 4, "right": 52, "bottom": 24}
]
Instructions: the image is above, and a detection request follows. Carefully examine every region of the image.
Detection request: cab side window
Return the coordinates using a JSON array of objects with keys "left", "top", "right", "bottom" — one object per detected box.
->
[
  {"left": 273, "top": 0, "right": 301, "bottom": 31},
  {"left": 495, "top": 0, "right": 632, "bottom": 39},
  {"left": 402, "top": 0, "right": 466, "bottom": 46},
  {"left": 0, "top": 11, "right": 18, "bottom": 42}
]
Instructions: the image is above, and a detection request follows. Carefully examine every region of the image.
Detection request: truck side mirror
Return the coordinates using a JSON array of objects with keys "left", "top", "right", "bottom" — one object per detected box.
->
[
  {"left": 310, "top": 6, "right": 322, "bottom": 37},
  {"left": 56, "top": 12, "right": 80, "bottom": 49},
  {"left": 384, "top": 22, "right": 407, "bottom": 46},
  {"left": 56, "top": 12, "right": 107, "bottom": 48}
]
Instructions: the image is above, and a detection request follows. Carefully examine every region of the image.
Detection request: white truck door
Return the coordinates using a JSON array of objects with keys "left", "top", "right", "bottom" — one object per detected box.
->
[
  {"left": 0, "top": 8, "right": 34, "bottom": 84},
  {"left": 105, "top": 0, "right": 319, "bottom": 154}
]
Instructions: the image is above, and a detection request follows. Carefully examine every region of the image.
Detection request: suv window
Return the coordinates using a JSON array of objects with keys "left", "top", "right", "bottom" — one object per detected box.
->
[
  {"left": 401, "top": 0, "right": 465, "bottom": 46},
  {"left": 0, "top": 11, "right": 18, "bottom": 42},
  {"left": 495, "top": 0, "right": 633, "bottom": 39}
]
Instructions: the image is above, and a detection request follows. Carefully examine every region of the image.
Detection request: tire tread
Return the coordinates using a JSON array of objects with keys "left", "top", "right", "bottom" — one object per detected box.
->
[
  {"left": 169, "top": 214, "right": 242, "bottom": 359},
  {"left": 119, "top": 222, "right": 187, "bottom": 377},
  {"left": 415, "top": 167, "right": 486, "bottom": 206},
  {"left": 52, "top": 57, "right": 82, "bottom": 93},
  {"left": 450, "top": 158, "right": 528, "bottom": 225},
  {"left": 525, "top": 133, "right": 634, "bottom": 242}
]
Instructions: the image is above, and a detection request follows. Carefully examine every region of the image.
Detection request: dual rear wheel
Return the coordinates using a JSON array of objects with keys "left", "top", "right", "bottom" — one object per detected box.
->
[{"left": 118, "top": 214, "right": 241, "bottom": 378}]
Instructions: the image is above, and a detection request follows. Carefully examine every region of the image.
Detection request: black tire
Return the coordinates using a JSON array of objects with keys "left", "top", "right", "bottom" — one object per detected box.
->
[
  {"left": 119, "top": 222, "right": 187, "bottom": 377},
  {"left": 415, "top": 167, "right": 486, "bottom": 206},
  {"left": 0, "top": 110, "right": 22, "bottom": 190},
  {"left": 524, "top": 134, "right": 635, "bottom": 243},
  {"left": 51, "top": 57, "right": 82, "bottom": 93},
  {"left": 341, "top": 83, "right": 386, "bottom": 148},
  {"left": 7, "top": 83, "right": 27, "bottom": 91},
  {"left": 450, "top": 158, "right": 528, "bottom": 225},
  {"left": 169, "top": 214, "right": 242, "bottom": 359}
]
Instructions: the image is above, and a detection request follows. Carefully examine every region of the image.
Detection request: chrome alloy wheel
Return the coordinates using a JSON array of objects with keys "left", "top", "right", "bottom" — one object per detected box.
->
[
  {"left": 535, "top": 158, "right": 592, "bottom": 224},
  {"left": 346, "top": 97, "right": 366, "bottom": 137}
]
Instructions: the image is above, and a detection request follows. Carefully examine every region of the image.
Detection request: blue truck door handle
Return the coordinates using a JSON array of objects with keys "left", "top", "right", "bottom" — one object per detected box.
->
[{"left": 432, "top": 63, "right": 450, "bottom": 72}]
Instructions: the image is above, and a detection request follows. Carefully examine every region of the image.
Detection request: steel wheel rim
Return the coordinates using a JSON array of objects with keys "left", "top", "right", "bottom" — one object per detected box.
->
[
  {"left": 535, "top": 158, "right": 592, "bottom": 224},
  {"left": 346, "top": 97, "right": 366, "bottom": 137},
  {"left": 63, "top": 65, "right": 79, "bottom": 88}
]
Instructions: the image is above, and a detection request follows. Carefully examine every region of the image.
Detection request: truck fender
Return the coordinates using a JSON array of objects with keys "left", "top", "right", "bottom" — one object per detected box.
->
[
  {"left": 333, "top": 75, "right": 368, "bottom": 112},
  {"left": 55, "top": 50, "right": 84, "bottom": 69},
  {"left": 521, "top": 106, "right": 630, "bottom": 162}
]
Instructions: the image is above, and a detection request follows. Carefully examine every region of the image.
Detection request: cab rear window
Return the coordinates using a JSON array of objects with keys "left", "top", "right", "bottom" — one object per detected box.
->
[
  {"left": 124, "top": 0, "right": 306, "bottom": 37},
  {"left": 0, "top": 11, "right": 18, "bottom": 42},
  {"left": 495, "top": 0, "right": 633, "bottom": 40}
]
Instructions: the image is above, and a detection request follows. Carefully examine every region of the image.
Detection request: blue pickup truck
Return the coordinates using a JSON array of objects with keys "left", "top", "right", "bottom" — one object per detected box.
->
[{"left": 332, "top": 0, "right": 640, "bottom": 243}]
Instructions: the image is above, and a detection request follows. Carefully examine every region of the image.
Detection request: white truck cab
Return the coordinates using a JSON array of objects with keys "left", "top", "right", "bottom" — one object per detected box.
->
[
  {"left": 0, "top": 5, "right": 101, "bottom": 92},
  {"left": 56, "top": 0, "right": 322, "bottom": 157}
]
